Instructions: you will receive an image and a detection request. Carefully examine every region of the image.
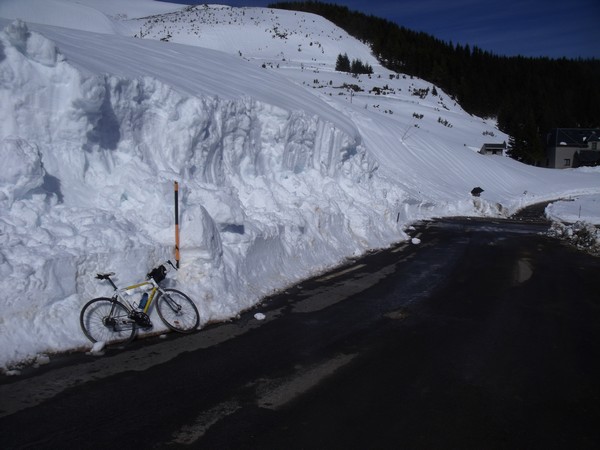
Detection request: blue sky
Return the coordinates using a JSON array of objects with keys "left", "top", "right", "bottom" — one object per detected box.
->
[{"left": 171, "top": 1, "right": 599, "bottom": 59}]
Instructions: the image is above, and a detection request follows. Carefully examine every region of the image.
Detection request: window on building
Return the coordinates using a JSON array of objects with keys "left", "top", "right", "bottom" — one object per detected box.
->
[
  {"left": 593, "top": 142, "right": 597, "bottom": 150},
  {"left": 564, "top": 159, "right": 571, "bottom": 167}
]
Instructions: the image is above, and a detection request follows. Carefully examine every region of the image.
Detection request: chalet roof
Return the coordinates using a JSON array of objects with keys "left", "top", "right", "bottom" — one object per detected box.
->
[
  {"left": 481, "top": 142, "right": 506, "bottom": 149},
  {"left": 547, "top": 128, "right": 600, "bottom": 147}
]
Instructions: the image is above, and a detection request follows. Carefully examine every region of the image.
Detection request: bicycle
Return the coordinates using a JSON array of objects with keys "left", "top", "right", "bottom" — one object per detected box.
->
[{"left": 79, "top": 261, "right": 200, "bottom": 345}]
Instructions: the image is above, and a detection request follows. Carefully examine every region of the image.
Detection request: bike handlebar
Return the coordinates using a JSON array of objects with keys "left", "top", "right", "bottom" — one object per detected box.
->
[{"left": 95, "top": 260, "right": 176, "bottom": 287}]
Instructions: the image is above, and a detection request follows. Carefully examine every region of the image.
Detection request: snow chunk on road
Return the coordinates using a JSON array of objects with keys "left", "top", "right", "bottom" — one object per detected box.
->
[{"left": 86, "top": 341, "right": 106, "bottom": 356}]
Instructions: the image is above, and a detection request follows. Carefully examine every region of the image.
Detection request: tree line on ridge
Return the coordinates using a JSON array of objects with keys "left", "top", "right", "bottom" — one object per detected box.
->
[{"left": 270, "top": 1, "right": 600, "bottom": 165}]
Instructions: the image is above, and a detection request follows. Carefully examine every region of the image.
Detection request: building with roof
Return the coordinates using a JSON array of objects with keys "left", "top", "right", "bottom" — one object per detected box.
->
[
  {"left": 545, "top": 128, "right": 600, "bottom": 169},
  {"left": 479, "top": 142, "right": 506, "bottom": 156}
]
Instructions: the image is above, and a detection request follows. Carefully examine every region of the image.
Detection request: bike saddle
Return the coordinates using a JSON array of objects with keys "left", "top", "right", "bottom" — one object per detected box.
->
[{"left": 96, "top": 272, "right": 116, "bottom": 280}]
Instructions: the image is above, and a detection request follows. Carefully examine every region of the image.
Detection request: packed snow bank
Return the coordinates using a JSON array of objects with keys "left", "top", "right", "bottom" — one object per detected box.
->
[
  {"left": 545, "top": 191, "right": 600, "bottom": 225},
  {"left": 545, "top": 190, "right": 600, "bottom": 254},
  {"left": 547, "top": 221, "right": 600, "bottom": 255},
  {"left": 0, "top": 20, "right": 401, "bottom": 368}
]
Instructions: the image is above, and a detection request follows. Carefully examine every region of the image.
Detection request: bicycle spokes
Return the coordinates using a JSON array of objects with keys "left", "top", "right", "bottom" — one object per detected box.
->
[
  {"left": 156, "top": 289, "right": 199, "bottom": 333},
  {"left": 164, "top": 296, "right": 182, "bottom": 313},
  {"left": 80, "top": 298, "right": 137, "bottom": 345}
]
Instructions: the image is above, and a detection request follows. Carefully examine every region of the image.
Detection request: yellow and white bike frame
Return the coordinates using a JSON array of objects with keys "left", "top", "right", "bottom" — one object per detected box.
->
[{"left": 114, "top": 278, "right": 162, "bottom": 314}]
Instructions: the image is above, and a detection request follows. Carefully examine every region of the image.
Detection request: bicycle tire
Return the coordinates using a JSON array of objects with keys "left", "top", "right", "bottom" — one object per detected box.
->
[
  {"left": 156, "top": 289, "right": 200, "bottom": 333},
  {"left": 80, "top": 297, "right": 136, "bottom": 345}
]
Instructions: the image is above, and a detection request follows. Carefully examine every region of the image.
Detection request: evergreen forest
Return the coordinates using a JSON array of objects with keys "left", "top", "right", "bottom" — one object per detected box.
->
[{"left": 270, "top": 1, "right": 600, "bottom": 165}]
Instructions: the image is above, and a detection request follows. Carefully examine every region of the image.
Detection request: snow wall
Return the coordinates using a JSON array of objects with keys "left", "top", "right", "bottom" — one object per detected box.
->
[{"left": 0, "top": 21, "right": 417, "bottom": 367}]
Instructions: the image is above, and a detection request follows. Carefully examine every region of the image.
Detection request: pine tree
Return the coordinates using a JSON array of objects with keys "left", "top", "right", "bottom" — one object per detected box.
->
[
  {"left": 350, "top": 58, "right": 373, "bottom": 74},
  {"left": 507, "top": 110, "right": 543, "bottom": 165},
  {"left": 335, "top": 53, "right": 350, "bottom": 72}
]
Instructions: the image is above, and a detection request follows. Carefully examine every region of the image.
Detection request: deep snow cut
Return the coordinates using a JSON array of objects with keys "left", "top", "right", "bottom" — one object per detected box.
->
[{"left": 1, "top": 1, "right": 599, "bottom": 369}]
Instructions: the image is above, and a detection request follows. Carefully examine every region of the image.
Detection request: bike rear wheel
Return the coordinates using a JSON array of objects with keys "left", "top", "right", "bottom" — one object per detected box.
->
[
  {"left": 80, "top": 297, "right": 136, "bottom": 345},
  {"left": 156, "top": 289, "right": 200, "bottom": 333}
]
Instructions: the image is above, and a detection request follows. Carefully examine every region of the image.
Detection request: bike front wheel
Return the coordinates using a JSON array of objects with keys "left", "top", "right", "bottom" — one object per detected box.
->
[
  {"left": 156, "top": 289, "right": 200, "bottom": 333},
  {"left": 80, "top": 297, "right": 136, "bottom": 345}
]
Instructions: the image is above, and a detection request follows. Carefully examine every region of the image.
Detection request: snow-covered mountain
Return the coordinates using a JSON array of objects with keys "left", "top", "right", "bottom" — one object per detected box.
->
[{"left": 1, "top": 0, "right": 599, "bottom": 370}]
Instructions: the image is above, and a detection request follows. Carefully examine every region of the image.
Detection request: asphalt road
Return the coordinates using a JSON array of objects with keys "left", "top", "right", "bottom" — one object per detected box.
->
[{"left": 1, "top": 214, "right": 600, "bottom": 449}]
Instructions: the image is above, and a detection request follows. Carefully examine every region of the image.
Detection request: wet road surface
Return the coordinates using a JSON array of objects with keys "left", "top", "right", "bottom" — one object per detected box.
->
[{"left": 1, "top": 215, "right": 599, "bottom": 449}]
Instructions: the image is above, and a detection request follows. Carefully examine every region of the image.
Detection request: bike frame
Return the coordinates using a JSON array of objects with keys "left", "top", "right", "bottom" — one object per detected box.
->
[{"left": 111, "top": 278, "right": 164, "bottom": 314}]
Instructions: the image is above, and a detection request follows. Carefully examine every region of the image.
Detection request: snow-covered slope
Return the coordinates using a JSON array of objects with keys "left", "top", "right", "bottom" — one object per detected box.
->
[{"left": 1, "top": 1, "right": 599, "bottom": 369}]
